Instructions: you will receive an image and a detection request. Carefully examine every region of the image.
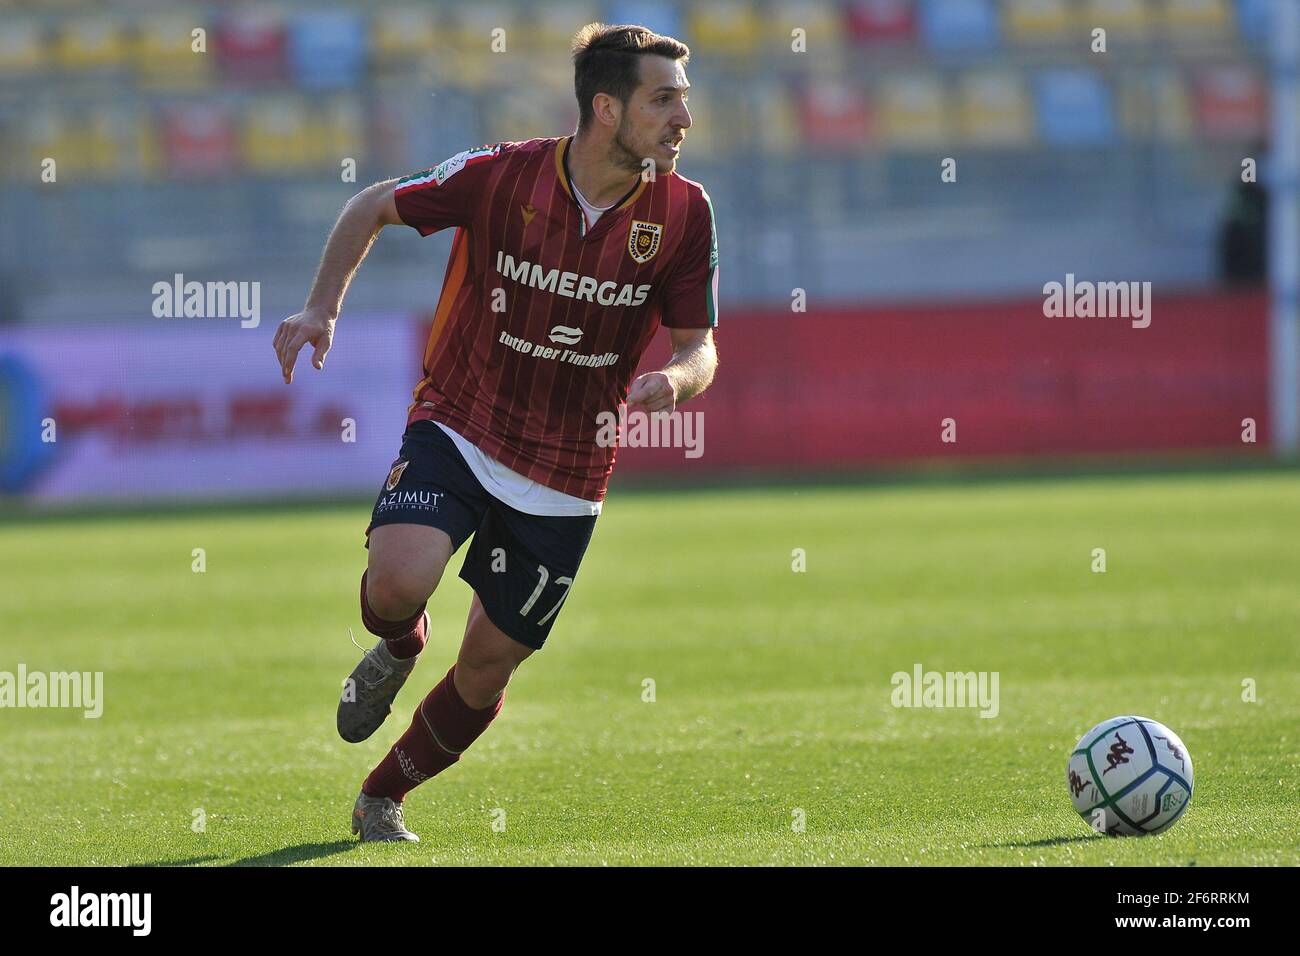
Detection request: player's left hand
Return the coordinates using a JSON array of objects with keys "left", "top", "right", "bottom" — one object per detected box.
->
[{"left": 626, "top": 371, "right": 677, "bottom": 415}]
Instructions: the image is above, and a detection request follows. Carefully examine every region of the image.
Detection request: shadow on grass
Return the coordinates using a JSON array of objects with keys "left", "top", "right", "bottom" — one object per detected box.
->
[
  {"left": 131, "top": 855, "right": 226, "bottom": 867},
  {"left": 226, "top": 841, "right": 358, "bottom": 867},
  {"left": 981, "top": 835, "right": 1099, "bottom": 849}
]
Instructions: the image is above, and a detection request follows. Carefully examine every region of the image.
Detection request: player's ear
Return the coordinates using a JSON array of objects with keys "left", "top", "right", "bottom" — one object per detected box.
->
[{"left": 592, "top": 92, "right": 620, "bottom": 130}]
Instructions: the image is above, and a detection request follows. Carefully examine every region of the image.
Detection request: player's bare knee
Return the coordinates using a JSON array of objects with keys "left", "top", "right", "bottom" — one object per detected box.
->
[
  {"left": 366, "top": 568, "right": 436, "bottom": 621},
  {"left": 454, "top": 656, "right": 514, "bottom": 709}
]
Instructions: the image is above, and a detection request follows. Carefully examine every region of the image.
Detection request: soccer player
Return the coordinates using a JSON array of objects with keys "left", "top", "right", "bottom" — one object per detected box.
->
[{"left": 272, "top": 24, "right": 718, "bottom": 842}]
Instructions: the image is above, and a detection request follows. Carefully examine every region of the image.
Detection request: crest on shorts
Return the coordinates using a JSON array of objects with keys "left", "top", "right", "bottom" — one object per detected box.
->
[
  {"left": 385, "top": 460, "right": 409, "bottom": 492},
  {"left": 628, "top": 220, "right": 663, "bottom": 264}
]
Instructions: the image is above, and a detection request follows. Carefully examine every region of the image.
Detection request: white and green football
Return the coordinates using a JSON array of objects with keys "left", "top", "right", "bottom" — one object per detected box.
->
[{"left": 1067, "top": 715, "right": 1194, "bottom": 836}]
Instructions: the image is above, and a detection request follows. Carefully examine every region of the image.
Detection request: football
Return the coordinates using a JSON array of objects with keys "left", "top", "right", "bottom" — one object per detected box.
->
[{"left": 1067, "top": 716, "right": 1194, "bottom": 837}]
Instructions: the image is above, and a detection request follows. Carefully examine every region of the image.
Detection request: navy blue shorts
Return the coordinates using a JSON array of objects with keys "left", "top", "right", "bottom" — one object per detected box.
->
[{"left": 366, "top": 421, "right": 598, "bottom": 650}]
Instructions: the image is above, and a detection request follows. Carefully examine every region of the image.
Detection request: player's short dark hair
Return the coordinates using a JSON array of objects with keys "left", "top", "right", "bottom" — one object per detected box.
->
[{"left": 572, "top": 23, "right": 690, "bottom": 131}]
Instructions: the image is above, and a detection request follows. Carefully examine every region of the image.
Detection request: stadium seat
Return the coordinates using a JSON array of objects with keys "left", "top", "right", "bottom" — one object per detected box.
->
[
  {"left": 53, "top": 17, "right": 127, "bottom": 72},
  {"left": 214, "top": 9, "right": 286, "bottom": 84},
  {"left": 161, "top": 104, "right": 239, "bottom": 179},
  {"left": 529, "top": 3, "right": 602, "bottom": 54},
  {"left": 765, "top": 0, "right": 842, "bottom": 52},
  {"left": 876, "top": 71, "right": 950, "bottom": 148},
  {"left": 0, "top": 19, "right": 45, "bottom": 76},
  {"left": 918, "top": 0, "right": 1001, "bottom": 52},
  {"left": 1083, "top": 0, "right": 1151, "bottom": 40},
  {"left": 1116, "top": 68, "right": 1194, "bottom": 141},
  {"left": 751, "top": 80, "right": 801, "bottom": 156},
  {"left": 687, "top": 0, "right": 764, "bottom": 57},
  {"left": 604, "top": 1, "right": 683, "bottom": 40},
  {"left": 1192, "top": 65, "right": 1264, "bottom": 140},
  {"left": 1159, "top": 0, "right": 1233, "bottom": 41},
  {"left": 241, "top": 98, "right": 317, "bottom": 173},
  {"left": 320, "top": 97, "right": 366, "bottom": 165},
  {"left": 286, "top": 11, "right": 368, "bottom": 91},
  {"left": 1003, "top": 0, "right": 1075, "bottom": 45},
  {"left": 675, "top": 86, "right": 726, "bottom": 155},
  {"left": 131, "top": 16, "right": 215, "bottom": 89},
  {"left": 23, "top": 106, "right": 82, "bottom": 182},
  {"left": 799, "top": 78, "right": 873, "bottom": 150},
  {"left": 447, "top": 4, "right": 519, "bottom": 55},
  {"left": 1033, "top": 69, "right": 1116, "bottom": 145},
  {"left": 82, "top": 110, "right": 126, "bottom": 180},
  {"left": 1233, "top": 0, "right": 1270, "bottom": 49},
  {"left": 370, "top": 6, "right": 440, "bottom": 62},
  {"left": 845, "top": 0, "right": 916, "bottom": 44},
  {"left": 956, "top": 70, "right": 1033, "bottom": 146}
]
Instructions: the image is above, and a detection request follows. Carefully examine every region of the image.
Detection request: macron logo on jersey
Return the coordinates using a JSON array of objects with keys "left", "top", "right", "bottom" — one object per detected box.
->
[{"left": 495, "top": 251, "right": 652, "bottom": 307}]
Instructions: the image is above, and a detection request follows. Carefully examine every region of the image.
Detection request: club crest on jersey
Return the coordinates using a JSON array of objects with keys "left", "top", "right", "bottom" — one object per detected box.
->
[
  {"left": 385, "top": 460, "right": 409, "bottom": 492},
  {"left": 628, "top": 220, "right": 663, "bottom": 264}
]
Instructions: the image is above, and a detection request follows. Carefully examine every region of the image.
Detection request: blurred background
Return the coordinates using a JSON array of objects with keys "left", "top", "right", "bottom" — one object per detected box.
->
[{"left": 0, "top": 0, "right": 1291, "bottom": 506}]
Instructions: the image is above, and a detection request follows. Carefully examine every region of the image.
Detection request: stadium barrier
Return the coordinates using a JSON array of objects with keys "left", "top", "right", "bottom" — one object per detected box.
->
[
  {"left": 0, "top": 290, "right": 1268, "bottom": 504},
  {"left": 608, "top": 288, "right": 1269, "bottom": 477}
]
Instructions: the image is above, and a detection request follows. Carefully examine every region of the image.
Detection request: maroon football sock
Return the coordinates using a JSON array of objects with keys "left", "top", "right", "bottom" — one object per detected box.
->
[
  {"left": 362, "top": 666, "right": 504, "bottom": 802},
  {"left": 359, "top": 570, "right": 427, "bottom": 660}
]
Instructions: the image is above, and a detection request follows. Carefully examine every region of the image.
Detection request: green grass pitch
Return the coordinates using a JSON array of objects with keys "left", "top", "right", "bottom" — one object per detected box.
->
[{"left": 1, "top": 470, "right": 1297, "bottom": 866}]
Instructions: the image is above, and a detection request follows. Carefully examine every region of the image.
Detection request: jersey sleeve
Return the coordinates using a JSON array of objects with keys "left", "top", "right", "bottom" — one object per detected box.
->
[
  {"left": 392, "top": 144, "right": 502, "bottom": 236},
  {"left": 659, "top": 187, "right": 719, "bottom": 329}
]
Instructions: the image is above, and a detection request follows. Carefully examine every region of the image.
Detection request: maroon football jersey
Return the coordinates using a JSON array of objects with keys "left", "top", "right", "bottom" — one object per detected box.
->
[{"left": 393, "top": 136, "right": 718, "bottom": 501}]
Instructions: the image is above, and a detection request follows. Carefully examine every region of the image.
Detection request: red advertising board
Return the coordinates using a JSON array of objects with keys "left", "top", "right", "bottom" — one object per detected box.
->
[{"left": 419, "top": 289, "right": 1270, "bottom": 479}]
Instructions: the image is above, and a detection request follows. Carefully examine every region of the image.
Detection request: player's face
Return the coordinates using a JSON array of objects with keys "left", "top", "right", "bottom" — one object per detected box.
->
[{"left": 613, "top": 56, "right": 691, "bottom": 175}]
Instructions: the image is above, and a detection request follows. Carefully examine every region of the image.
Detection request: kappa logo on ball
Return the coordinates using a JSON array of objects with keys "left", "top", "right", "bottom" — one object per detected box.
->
[
  {"left": 628, "top": 220, "right": 663, "bottom": 264},
  {"left": 385, "top": 460, "right": 409, "bottom": 492},
  {"left": 548, "top": 325, "right": 583, "bottom": 345}
]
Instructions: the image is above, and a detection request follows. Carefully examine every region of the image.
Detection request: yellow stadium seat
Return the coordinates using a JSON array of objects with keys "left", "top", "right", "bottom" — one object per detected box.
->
[
  {"left": 1117, "top": 69, "right": 1193, "bottom": 141},
  {"left": 753, "top": 82, "right": 800, "bottom": 156},
  {"left": 53, "top": 17, "right": 128, "bottom": 71},
  {"left": 877, "top": 72, "right": 950, "bottom": 149},
  {"left": 1004, "top": 0, "right": 1075, "bottom": 44},
  {"left": 687, "top": 0, "right": 764, "bottom": 57},
  {"left": 677, "top": 87, "right": 724, "bottom": 157},
  {"left": 484, "top": 87, "right": 560, "bottom": 143},
  {"left": 371, "top": 6, "right": 439, "bottom": 62},
  {"left": 763, "top": 0, "right": 841, "bottom": 53},
  {"left": 432, "top": 45, "right": 497, "bottom": 90},
  {"left": 241, "top": 98, "right": 315, "bottom": 173},
  {"left": 320, "top": 97, "right": 366, "bottom": 166},
  {"left": 131, "top": 16, "right": 214, "bottom": 89},
  {"left": 530, "top": 52, "right": 574, "bottom": 96},
  {"left": 956, "top": 70, "right": 1033, "bottom": 146},
  {"left": 449, "top": 4, "right": 519, "bottom": 56},
  {"left": 23, "top": 107, "right": 85, "bottom": 183},
  {"left": 1154, "top": 71, "right": 1197, "bottom": 140},
  {"left": 1084, "top": 0, "right": 1151, "bottom": 40},
  {"left": 0, "top": 20, "right": 46, "bottom": 76},
  {"left": 1159, "top": 0, "right": 1232, "bottom": 39},
  {"left": 526, "top": 2, "right": 601, "bottom": 53}
]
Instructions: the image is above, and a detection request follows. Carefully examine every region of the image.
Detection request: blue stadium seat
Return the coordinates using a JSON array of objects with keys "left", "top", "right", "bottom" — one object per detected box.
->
[
  {"left": 918, "top": 0, "right": 1001, "bottom": 52},
  {"left": 604, "top": 1, "right": 683, "bottom": 41},
  {"left": 1033, "top": 69, "right": 1115, "bottom": 146},
  {"left": 1234, "top": 0, "right": 1270, "bottom": 48},
  {"left": 287, "top": 11, "right": 368, "bottom": 91}
]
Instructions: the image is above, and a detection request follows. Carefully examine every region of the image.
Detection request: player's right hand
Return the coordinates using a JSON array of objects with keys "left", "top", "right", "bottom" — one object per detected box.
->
[{"left": 274, "top": 308, "right": 336, "bottom": 384}]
